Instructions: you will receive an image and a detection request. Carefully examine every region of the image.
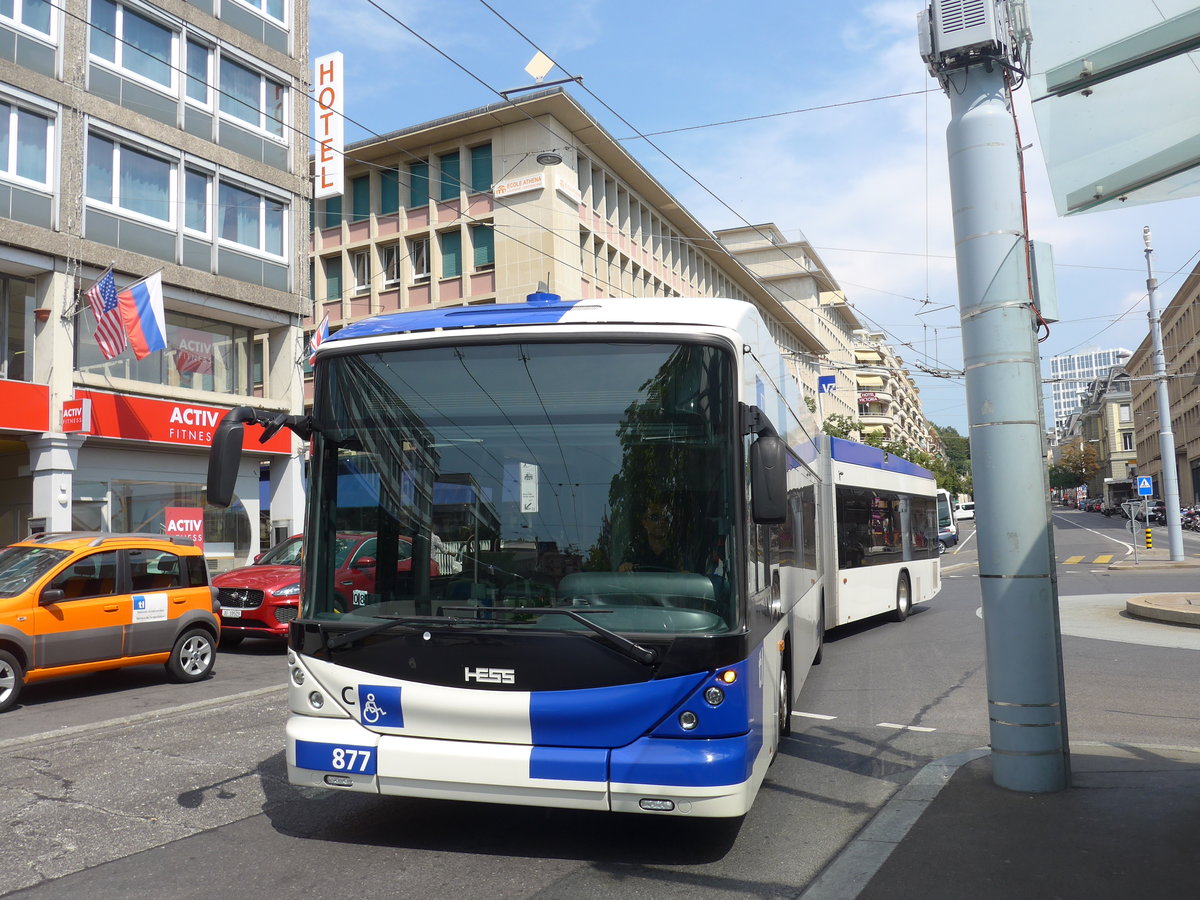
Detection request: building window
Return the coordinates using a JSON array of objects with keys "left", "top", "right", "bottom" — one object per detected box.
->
[
  {"left": 380, "top": 169, "right": 399, "bottom": 215},
  {"left": 1, "top": 0, "right": 53, "bottom": 36},
  {"left": 352, "top": 249, "right": 370, "bottom": 292},
  {"left": 185, "top": 39, "right": 211, "bottom": 104},
  {"left": 438, "top": 150, "right": 459, "bottom": 201},
  {"left": 381, "top": 243, "right": 401, "bottom": 285},
  {"left": 90, "top": 0, "right": 176, "bottom": 90},
  {"left": 1122, "top": 431, "right": 1134, "bottom": 451},
  {"left": 469, "top": 144, "right": 491, "bottom": 193},
  {"left": 409, "top": 237, "right": 429, "bottom": 280},
  {"left": 350, "top": 175, "right": 370, "bottom": 222},
  {"left": 471, "top": 224, "right": 493, "bottom": 269},
  {"left": 86, "top": 133, "right": 173, "bottom": 223},
  {"left": 219, "top": 56, "right": 285, "bottom": 137},
  {"left": 323, "top": 255, "right": 341, "bottom": 300},
  {"left": 440, "top": 230, "right": 461, "bottom": 278},
  {"left": 76, "top": 305, "right": 257, "bottom": 396},
  {"left": 408, "top": 161, "right": 428, "bottom": 207},
  {"left": 1, "top": 273, "right": 35, "bottom": 382},
  {"left": 184, "top": 168, "right": 209, "bottom": 234},
  {"left": 218, "top": 181, "right": 285, "bottom": 257},
  {"left": 321, "top": 195, "right": 341, "bottom": 229},
  {"left": 231, "top": 0, "right": 285, "bottom": 22},
  {"left": 0, "top": 100, "right": 52, "bottom": 186},
  {"left": 1119, "top": 403, "right": 1131, "bottom": 423}
]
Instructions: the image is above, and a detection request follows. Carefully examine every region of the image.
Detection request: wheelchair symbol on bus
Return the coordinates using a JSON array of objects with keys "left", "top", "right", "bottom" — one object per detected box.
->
[{"left": 361, "top": 692, "right": 387, "bottom": 724}]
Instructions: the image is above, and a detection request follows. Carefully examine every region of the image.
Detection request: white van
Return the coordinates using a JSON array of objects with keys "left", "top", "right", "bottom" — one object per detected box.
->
[{"left": 955, "top": 501, "right": 975, "bottom": 521}]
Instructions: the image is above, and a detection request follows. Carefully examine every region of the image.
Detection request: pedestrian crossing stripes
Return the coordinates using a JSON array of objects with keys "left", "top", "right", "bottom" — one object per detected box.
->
[{"left": 1062, "top": 554, "right": 1114, "bottom": 565}]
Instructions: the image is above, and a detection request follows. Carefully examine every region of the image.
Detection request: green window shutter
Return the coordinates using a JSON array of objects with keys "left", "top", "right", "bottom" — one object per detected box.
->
[
  {"left": 325, "top": 256, "right": 342, "bottom": 299},
  {"left": 441, "top": 231, "right": 462, "bottom": 278},
  {"left": 471, "top": 224, "right": 493, "bottom": 267},
  {"left": 322, "top": 195, "right": 341, "bottom": 229},
  {"left": 351, "top": 175, "right": 370, "bottom": 221},
  {"left": 470, "top": 144, "right": 492, "bottom": 193},
  {"left": 409, "top": 162, "right": 429, "bottom": 207},
  {"left": 380, "top": 169, "right": 399, "bottom": 215},
  {"left": 439, "top": 151, "right": 460, "bottom": 201}
]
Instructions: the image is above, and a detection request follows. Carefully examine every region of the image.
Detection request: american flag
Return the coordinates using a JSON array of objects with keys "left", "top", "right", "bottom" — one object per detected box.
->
[{"left": 86, "top": 269, "right": 127, "bottom": 361}]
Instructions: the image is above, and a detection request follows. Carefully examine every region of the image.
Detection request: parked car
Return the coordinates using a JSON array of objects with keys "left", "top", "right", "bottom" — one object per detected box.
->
[
  {"left": 0, "top": 532, "right": 218, "bottom": 713},
  {"left": 937, "top": 525, "right": 958, "bottom": 556},
  {"left": 212, "top": 532, "right": 440, "bottom": 646},
  {"left": 955, "top": 501, "right": 975, "bottom": 521},
  {"left": 1133, "top": 500, "right": 1166, "bottom": 523}
]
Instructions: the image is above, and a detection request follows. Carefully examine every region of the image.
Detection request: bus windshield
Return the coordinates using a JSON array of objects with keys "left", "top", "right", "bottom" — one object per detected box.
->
[{"left": 305, "top": 340, "right": 739, "bottom": 635}]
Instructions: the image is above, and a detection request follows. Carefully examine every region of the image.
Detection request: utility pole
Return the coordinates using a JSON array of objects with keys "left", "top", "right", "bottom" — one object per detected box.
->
[
  {"left": 920, "top": 1, "right": 1070, "bottom": 792},
  {"left": 1142, "top": 227, "right": 1185, "bottom": 560}
]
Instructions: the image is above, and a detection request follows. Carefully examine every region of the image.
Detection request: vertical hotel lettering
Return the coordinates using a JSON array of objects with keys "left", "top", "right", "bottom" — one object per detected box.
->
[{"left": 314, "top": 52, "right": 344, "bottom": 199}]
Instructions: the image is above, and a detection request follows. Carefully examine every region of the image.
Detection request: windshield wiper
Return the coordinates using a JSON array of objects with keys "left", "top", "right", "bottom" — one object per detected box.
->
[
  {"left": 324, "top": 614, "right": 472, "bottom": 651},
  {"left": 442, "top": 606, "right": 658, "bottom": 666}
]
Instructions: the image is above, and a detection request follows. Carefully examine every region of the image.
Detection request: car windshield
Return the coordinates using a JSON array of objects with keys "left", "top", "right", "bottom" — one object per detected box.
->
[
  {"left": 305, "top": 340, "right": 740, "bottom": 636},
  {"left": 256, "top": 537, "right": 303, "bottom": 566},
  {"left": 0, "top": 545, "right": 71, "bottom": 597}
]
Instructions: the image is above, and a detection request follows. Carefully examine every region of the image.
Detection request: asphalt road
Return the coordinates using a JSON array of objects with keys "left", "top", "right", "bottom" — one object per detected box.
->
[{"left": 3, "top": 510, "right": 1197, "bottom": 899}]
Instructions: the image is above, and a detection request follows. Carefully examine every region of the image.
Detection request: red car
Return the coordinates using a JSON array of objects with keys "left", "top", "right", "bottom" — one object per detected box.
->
[{"left": 212, "top": 532, "right": 439, "bottom": 646}]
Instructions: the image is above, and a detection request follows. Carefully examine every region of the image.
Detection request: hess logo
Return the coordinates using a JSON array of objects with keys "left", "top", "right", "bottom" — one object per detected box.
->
[{"left": 464, "top": 667, "right": 515, "bottom": 684}]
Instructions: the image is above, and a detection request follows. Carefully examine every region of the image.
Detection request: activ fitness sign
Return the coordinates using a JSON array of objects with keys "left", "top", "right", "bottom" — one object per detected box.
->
[{"left": 72, "top": 390, "right": 292, "bottom": 454}]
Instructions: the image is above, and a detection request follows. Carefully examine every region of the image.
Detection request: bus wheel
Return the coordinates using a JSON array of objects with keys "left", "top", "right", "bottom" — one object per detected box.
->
[
  {"left": 813, "top": 604, "right": 825, "bottom": 665},
  {"left": 777, "top": 663, "right": 792, "bottom": 741},
  {"left": 893, "top": 572, "right": 912, "bottom": 622}
]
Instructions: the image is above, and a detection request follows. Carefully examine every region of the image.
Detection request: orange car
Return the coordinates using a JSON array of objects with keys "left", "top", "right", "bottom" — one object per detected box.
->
[{"left": 0, "top": 532, "right": 220, "bottom": 713}]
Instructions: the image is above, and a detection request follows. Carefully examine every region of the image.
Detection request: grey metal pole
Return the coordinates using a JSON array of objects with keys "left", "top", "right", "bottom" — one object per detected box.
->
[
  {"left": 1142, "top": 227, "right": 1185, "bottom": 560},
  {"left": 943, "top": 64, "right": 1070, "bottom": 792}
]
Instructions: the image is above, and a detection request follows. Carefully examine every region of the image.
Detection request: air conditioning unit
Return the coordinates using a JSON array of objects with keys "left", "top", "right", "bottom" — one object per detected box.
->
[{"left": 919, "top": 0, "right": 1013, "bottom": 74}]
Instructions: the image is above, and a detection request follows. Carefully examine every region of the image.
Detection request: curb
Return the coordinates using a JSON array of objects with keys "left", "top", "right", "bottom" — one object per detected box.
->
[
  {"left": 1125, "top": 594, "right": 1200, "bottom": 627},
  {"left": 797, "top": 747, "right": 990, "bottom": 900}
]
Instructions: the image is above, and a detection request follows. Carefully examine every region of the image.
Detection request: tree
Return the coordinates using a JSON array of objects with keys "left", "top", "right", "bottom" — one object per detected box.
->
[
  {"left": 821, "top": 414, "right": 860, "bottom": 440},
  {"left": 1055, "top": 438, "right": 1101, "bottom": 488}
]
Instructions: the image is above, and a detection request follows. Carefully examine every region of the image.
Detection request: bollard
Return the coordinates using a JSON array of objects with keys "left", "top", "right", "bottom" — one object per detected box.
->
[{"left": 1145, "top": 529, "right": 1153, "bottom": 549}]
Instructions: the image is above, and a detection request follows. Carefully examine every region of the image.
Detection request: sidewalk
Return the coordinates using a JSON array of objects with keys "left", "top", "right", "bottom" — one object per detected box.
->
[{"left": 803, "top": 743, "right": 1200, "bottom": 899}]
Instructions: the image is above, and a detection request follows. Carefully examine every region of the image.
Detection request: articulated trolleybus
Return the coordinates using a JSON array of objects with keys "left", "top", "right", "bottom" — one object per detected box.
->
[{"left": 207, "top": 294, "right": 939, "bottom": 818}]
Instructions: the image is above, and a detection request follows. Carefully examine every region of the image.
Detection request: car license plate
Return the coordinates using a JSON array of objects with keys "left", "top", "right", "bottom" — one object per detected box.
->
[{"left": 221, "top": 607, "right": 242, "bottom": 618}]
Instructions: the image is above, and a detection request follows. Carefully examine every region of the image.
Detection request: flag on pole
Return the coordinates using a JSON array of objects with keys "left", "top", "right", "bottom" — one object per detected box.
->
[
  {"left": 117, "top": 271, "right": 167, "bottom": 360},
  {"left": 308, "top": 314, "right": 330, "bottom": 365},
  {"left": 85, "top": 268, "right": 127, "bottom": 361}
]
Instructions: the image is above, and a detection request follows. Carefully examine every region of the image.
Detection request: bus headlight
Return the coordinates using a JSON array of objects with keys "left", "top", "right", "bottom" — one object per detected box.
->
[
  {"left": 704, "top": 686, "right": 725, "bottom": 706},
  {"left": 291, "top": 667, "right": 305, "bottom": 685},
  {"left": 308, "top": 691, "right": 324, "bottom": 709},
  {"left": 679, "top": 710, "right": 699, "bottom": 730}
]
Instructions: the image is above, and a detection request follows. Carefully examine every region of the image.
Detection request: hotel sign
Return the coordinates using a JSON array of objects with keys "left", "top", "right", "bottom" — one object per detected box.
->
[{"left": 314, "top": 52, "right": 344, "bottom": 199}]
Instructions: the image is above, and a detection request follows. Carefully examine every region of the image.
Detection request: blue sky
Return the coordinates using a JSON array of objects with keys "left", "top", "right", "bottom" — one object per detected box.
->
[{"left": 311, "top": 1, "right": 1200, "bottom": 435}]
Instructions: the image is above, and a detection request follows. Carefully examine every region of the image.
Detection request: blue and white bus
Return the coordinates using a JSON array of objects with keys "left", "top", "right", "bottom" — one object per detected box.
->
[
  {"left": 207, "top": 294, "right": 937, "bottom": 817},
  {"left": 820, "top": 437, "right": 940, "bottom": 632}
]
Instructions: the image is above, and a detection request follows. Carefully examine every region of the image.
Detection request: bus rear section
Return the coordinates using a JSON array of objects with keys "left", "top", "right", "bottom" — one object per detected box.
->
[{"left": 821, "top": 437, "right": 942, "bottom": 627}]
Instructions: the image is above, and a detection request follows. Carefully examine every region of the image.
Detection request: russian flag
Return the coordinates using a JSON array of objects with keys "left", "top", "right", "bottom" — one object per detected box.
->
[{"left": 118, "top": 271, "right": 167, "bottom": 360}]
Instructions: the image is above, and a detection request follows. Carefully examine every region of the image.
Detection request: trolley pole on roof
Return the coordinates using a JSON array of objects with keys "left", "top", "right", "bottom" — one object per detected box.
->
[{"left": 920, "top": 1, "right": 1070, "bottom": 792}]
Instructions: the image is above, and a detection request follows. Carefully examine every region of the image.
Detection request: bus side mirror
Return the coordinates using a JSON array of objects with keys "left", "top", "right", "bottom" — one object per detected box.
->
[
  {"left": 750, "top": 434, "right": 787, "bottom": 524},
  {"left": 207, "top": 407, "right": 258, "bottom": 509}
]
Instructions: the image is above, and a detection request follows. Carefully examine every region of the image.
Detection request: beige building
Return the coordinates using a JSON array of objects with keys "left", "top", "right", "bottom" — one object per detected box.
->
[
  {"left": 714, "top": 224, "right": 862, "bottom": 420},
  {"left": 1074, "top": 367, "right": 1137, "bottom": 507},
  {"left": 0, "top": 0, "right": 311, "bottom": 556},
  {"left": 1127, "top": 261, "right": 1200, "bottom": 505},
  {"left": 307, "top": 89, "right": 829, "bottom": 403},
  {"left": 852, "top": 332, "right": 935, "bottom": 453}
]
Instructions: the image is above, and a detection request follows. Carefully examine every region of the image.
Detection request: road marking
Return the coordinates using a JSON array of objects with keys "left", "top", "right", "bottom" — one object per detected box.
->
[
  {"left": 1052, "top": 512, "right": 1135, "bottom": 556},
  {"left": 1093, "top": 554, "right": 1114, "bottom": 564},
  {"left": 877, "top": 722, "right": 937, "bottom": 732},
  {"left": 1063, "top": 555, "right": 1084, "bottom": 564},
  {"left": 793, "top": 711, "right": 837, "bottom": 720}
]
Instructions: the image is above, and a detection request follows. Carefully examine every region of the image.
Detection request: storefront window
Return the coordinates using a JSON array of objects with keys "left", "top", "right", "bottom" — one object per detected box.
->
[
  {"left": 107, "top": 478, "right": 253, "bottom": 565},
  {"left": 1, "top": 274, "right": 35, "bottom": 381},
  {"left": 76, "top": 304, "right": 257, "bottom": 396}
]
